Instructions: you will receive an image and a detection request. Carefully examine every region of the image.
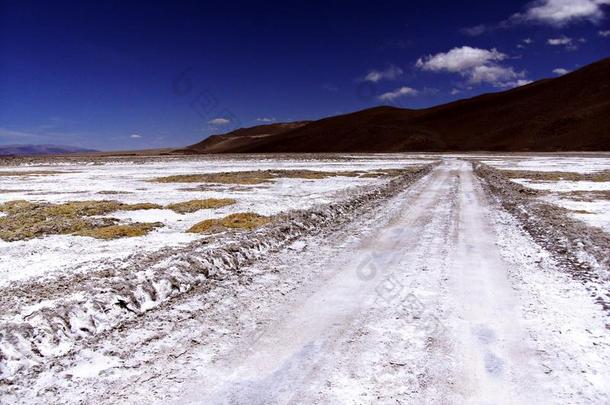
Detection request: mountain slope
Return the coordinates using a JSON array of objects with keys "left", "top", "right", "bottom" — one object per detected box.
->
[
  {"left": 183, "top": 57, "right": 610, "bottom": 153},
  {"left": 0, "top": 144, "right": 98, "bottom": 156},
  {"left": 181, "top": 121, "right": 311, "bottom": 154}
]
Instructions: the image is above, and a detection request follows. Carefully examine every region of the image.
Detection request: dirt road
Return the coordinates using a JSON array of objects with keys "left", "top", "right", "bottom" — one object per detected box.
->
[{"left": 4, "top": 159, "right": 609, "bottom": 404}]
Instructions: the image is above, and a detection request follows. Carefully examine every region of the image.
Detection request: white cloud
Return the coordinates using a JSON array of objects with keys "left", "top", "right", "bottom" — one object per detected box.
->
[
  {"left": 462, "top": 1, "right": 610, "bottom": 36},
  {"left": 599, "top": 29, "right": 610, "bottom": 36},
  {"left": 514, "top": 0, "right": 610, "bottom": 26},
  {"left": 518, "top": 38, "right": 534, "bottom": 48},
  {"left": 552, "top": 67, "right": 570, "bottom": 75},
  {"left": 450, "top": 88, "right": 462, "bottom": 95},
  {"left": 363, "top": 65, "right": 403, "bottom": 82},
  {"left": 208, "top": 118, "right": 231, "bottom": 126},
  {"left": 130, "top": 134, "right": 142, "bottom": 139},
  {"left": 416, "top": 46, "right": 526, "bottom": 88},
  {"left": 378, "top": 86, "right": 418, "bottom": 101},
  {"left": 547, "top": 36, "right": 573, "bottom": 45},
  {"left": 256, "top": 117, "right": 276, "bottom": 123},
  {"left": 468, "top": 65, "right": 525, "bottom": 86},
  {"left": 547, "top": 35, "right": 580, "bottom": 49},
  {"left": 416, "top": 46, "right": 507, "bottom": 72}
]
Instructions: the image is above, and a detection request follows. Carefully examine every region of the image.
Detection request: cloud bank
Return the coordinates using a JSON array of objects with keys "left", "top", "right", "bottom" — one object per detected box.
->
[
  {"left": 416, "top": 46, "right": 527, "bottom": 88},
  {"left": 514, "top": 0, "right": 610, "bottom": 26},
  {"left": 461, "top": 0, "right": 610, "bottom": 35}
]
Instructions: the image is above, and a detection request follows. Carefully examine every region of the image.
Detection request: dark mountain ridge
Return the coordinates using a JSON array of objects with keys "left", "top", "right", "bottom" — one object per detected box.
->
[{"left": 182, "top": 57, "right": 610, "bottom": 153}]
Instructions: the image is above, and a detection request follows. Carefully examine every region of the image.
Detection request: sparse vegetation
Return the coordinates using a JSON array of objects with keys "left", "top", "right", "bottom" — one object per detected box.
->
[
  {"left": 29, "top": 200, "right": 162, "bottom": 217},
  {"left": 569, "top": 209, "right": 593, "bottom": 215},
  {"left": 0, "top": 165, "right": 426, "bottom": 241},
  {"left": 187, "top": 212, "right": 270, "bottom": 233},
  {"left": 0, "top": 212, "right": 113, "bottom": 241},
  {"left": 359, "top": 168, "right": 421, "bottom": 178},
  {"left": 98, "top": 190, "right": 134, "bottom": 195},
  {"left": 558, "top": 190, "right": 610, "bottom": 201},
  {"left": 121, "top": 202, "right": 163, "bottom": 211},
  {"left": 151, "top": 168, "right": 416, "bottom": 184},
  {"left": 178, "top": 185, "right": 254, "bottom": 192},
  {"left": 359, "top": 172, "right": 383, "bottom": 178},
  {"left": 0, "top": 200, "right": 163, "bottom": 241},
  {"left": 166, "top": 198, "right": 236, "bottom": 214},
  {"left": 501, "top": 170, "right": 610, "bottom": 182},
  {"left": 0, "top": 170, "right": 68, "bottom": 177},
  {"left": 76, "top": 222, "right": 163, "bottom": 239},
  {"left": 151, "top": 170, "right": 332, "bottom": 184}
]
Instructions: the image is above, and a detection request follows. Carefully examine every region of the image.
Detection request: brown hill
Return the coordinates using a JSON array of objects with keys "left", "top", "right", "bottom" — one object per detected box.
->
[
  {"left": 183, "top": 58, "right": 610, "bottom": 153},
  {"left": 180, "top": 121, "right": 311, "bottom": 154}
]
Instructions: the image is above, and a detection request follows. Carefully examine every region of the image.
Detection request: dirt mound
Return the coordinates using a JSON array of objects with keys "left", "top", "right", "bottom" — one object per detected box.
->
[{"left": 183, "top": 58, "right": 610, "bottom": 153}]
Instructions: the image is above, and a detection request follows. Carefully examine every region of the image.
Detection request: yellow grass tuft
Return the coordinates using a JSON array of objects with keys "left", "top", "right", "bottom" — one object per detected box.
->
[
  {"left": 0, "top": 199, "right": 163, "bottom": 241},
  {"left": 152, "top": 171, "right": 273, "bottom": 184},
  {"left": 76, "top": 222, "right": 163, "bottom": 239},
  {"left": 166, "top": 198, "right": 236, "bottom": 214},
  {"left": 187, "top": 212, "right": 270, "bottom": 233},
  {"left": 502, "top": 170, "right": 610, "bottom": 182}
]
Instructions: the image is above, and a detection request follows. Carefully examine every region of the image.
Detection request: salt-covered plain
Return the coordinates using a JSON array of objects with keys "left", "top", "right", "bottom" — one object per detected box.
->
[
  {"left": 2, "top": 154, "right": 609, "bottom": 285},
  {"left": 0, "top": 155, "right": 431, "bottom": 284},
  {"left": 479, "top": 154, "right": 610, "bottom": 173},
  {"left": 480, "top": 154, "right": 610, "bottom": 233},
  {"left": 2, "top": 154, "right": 609, "bottom": 404}
]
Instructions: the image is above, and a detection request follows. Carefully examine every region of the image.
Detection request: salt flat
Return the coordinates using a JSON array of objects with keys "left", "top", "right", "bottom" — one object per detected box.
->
[
  {"left": 0, "top": 155, "right": 430, "bottom": 284},
  {"left": 480, "top": 154, "right": 610, "bottom": 233},
  {"left": 0, "top": 154, "right": 609, "bottom": 404}
]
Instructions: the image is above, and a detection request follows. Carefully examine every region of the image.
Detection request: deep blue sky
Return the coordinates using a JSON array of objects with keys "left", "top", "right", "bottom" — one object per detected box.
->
[{"left": 1, "top": 0, "right": 609, "bottom": 150}]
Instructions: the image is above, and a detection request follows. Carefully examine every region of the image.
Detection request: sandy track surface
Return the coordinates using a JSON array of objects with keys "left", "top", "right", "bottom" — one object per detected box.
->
[{"left": 2, "top": 159, "right": 609, "bottom": 404}]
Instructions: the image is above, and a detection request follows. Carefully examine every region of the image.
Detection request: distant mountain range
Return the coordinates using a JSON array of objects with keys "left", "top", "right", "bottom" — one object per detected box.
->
[
  {"left": 0, "top": 144, "right": 98, "bottom": 156},
  {"left": 180, "top": 57, "right": 610, "bottom": 153}
]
